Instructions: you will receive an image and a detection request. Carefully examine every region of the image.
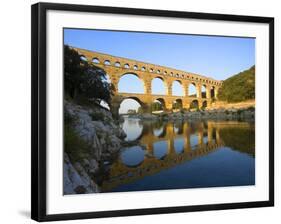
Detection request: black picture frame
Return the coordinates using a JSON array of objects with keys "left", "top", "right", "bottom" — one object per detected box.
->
[{"left": 31, "top": 2, "right": 274, "bottom": 222}]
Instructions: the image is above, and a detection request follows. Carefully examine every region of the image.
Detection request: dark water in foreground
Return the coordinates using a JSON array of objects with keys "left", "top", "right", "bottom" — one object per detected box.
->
[{"left": 99, "top": 117, "right": 255, "bottom": 193}]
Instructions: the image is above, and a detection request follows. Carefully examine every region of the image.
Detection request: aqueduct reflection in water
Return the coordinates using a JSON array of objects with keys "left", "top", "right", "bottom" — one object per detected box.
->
[{"left": 98, "top": 119, "right": 255, "bottom": 192}]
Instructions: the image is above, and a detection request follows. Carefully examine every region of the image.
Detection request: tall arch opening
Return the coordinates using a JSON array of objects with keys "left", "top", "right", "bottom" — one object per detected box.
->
[
  {"left": 210, "top": 86, "right": 215, "bottom": 98},
  {"left": 151, "top": 77, "right": 167, "bottom": 95},
  {"left": 201, "top": 85, "right": 207, "bottom": 98},
  {"left": 118, "top": 73, "right": 144, "bottom": 94},
  {"left": 172, "top": 80, "right": 184, "bottom": 96},
  {"left": 188, "top": 83, "right": 197, "bottom": 97}
]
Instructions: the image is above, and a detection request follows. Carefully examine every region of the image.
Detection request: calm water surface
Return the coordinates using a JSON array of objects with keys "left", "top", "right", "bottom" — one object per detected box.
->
[{"left": 99, "top": 117, "right": 255, "bottom": 192}]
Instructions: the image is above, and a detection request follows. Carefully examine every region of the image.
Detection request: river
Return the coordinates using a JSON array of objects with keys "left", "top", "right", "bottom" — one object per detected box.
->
[{"left": 99, "top": 116, "right": 255, "bottom": 193}]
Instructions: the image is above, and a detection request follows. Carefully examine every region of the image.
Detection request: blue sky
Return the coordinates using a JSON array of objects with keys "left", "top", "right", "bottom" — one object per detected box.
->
[{"left": 64, "top": 28, "right": 255, "bottom": 113}]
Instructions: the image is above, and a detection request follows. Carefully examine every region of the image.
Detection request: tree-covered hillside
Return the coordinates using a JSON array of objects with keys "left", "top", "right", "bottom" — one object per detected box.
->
[{"left": 218, "top": 66, "right": 255, "bottom": 103}]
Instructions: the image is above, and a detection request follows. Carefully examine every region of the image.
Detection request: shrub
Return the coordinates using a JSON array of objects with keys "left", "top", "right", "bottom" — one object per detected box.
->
[
  {"left": 89, "top": 111, "right": 105, "bottom": 122},
  {"left": 64, "top": 124, "right": 91, "bottom": 162}
]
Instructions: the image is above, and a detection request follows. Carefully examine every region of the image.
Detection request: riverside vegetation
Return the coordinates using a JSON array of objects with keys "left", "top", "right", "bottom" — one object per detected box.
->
[{"left": 63, "top": 45, "right": 255, "bottom": 194}]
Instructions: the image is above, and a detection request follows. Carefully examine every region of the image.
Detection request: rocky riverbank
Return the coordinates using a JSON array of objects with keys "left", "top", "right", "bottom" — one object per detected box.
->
[
  {"left": 63, "top": 100, "right": 126, "bottom": 194},
  {"left": 124, "top": 107, "right": 255, "bottom": 121}
]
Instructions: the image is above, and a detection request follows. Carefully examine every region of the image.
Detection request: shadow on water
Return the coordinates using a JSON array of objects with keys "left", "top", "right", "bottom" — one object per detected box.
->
[{"left": 98, "top": 118, "right": 255, "bottom": 193}]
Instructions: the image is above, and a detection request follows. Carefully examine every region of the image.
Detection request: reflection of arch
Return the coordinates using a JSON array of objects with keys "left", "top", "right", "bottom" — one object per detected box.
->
[
  {"left": 151, "top": 120, "right": 166, "bottom": 137},
  {"left": 120, "top": 146, "right": 145, "bottom": 168},
  {"left": 173, "top": 121, "right": 183, "bottom": 134},
  {"left": 158, "top": 123, "right": 167, "bottom": 138},
  {"left": 190, "top": 100, "right": 199, "bottom": 109},
  {"left": 201, "top": 85, "right": 207, "bottom": 98},
  {"left": 188, "top": 83, "right": 197, "bottom": 97},
  {"left": 118, "top": 73, "right": 145, "bottom": 94},
  {"left": 151, "top": 77, "right": 168, "bottom": 95},
  {"left": 153, "top": 141, "right": 168, "bottom": 160},
  {"left": 172, "top": 80, "right": 184, "bottom": 96},
  {"left": 174, "top": 138, "right": 184, "bottom": 154}
]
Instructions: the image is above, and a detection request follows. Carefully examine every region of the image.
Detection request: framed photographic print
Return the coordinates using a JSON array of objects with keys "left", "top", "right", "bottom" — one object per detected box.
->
[{"left": 31, "top": 2, "right": 274, "bottom": 222}]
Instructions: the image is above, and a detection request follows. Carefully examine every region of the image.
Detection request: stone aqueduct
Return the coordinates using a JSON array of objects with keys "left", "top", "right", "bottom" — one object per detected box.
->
[{"left": 72, "top": 47, "right": 223, "bottom": 116}]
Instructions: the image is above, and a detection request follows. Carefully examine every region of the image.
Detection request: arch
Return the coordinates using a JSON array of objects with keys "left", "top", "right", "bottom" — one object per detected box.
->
[
  {"left": 157, "top": 69, "right": 161, "bottom": 74},
  {"left": 173, "top": 99, "right": 183, "bottom": 110},
  {"left": 172, "top": 80, "right": 184, "bottom": 96},
  {"left": 92, "top": 57, "right": 99, "bottom": 64},
  {"left": 151, "top": 77, "right": 167, "bottom": 95},
  {"left": 115, "top": 61, "right": 121, "bottom": 67},
  {"left": 104, "top": 60, "right": 111, "bottom": 65},
  {"left": 124, "top": 63, "right": 130, "bottom": 69},
  {"left": 156, "top": 98, "right": 166, "bottom": 109},
  {"left": 80, "top": 55, "right": 87, "bottom": 61},
  {"left": 133, "top": 65, "right": 138, "bottom": 70},
  {"left": 151, "top": 98, "right": 165, "bottom": 113},
  {"left": 188, "top": 83, "right": 197, "bottom": 97},
  {"left": 141, "top": 66, "right": 146, "bottom": 71},
  {"left": 202, "top": 100, "right": 207, "bottom": 109},
  {"left": 118, "top": 97, "right": 143, "bottom": 115},
  {"left": 201, "top": 85, "right": 207, "bottom": 98},
  {"left": 190, "top": 100, "right": 199, "bottom": 110},
  {"left": 210, "top": 86, "right": 215, "bottom": 98},
  {"left": 118, "top": 73, "right": 145, "bottom": 94},
  {"left": 149, "top": 68, "right": 154, "bottom": 73}
]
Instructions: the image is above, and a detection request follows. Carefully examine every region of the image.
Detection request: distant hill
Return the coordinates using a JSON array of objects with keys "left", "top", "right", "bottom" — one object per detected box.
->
[{"left": 218, "top": 66, "right": 255, "bottom": 103}]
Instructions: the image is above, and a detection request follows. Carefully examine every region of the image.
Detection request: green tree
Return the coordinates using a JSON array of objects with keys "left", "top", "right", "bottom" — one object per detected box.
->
[
  {"left": 218, "top": 66, "right": 255, "bottom": 103},
  {"left": 64, "top": 45, "right": 113, "bottom": 104}
]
